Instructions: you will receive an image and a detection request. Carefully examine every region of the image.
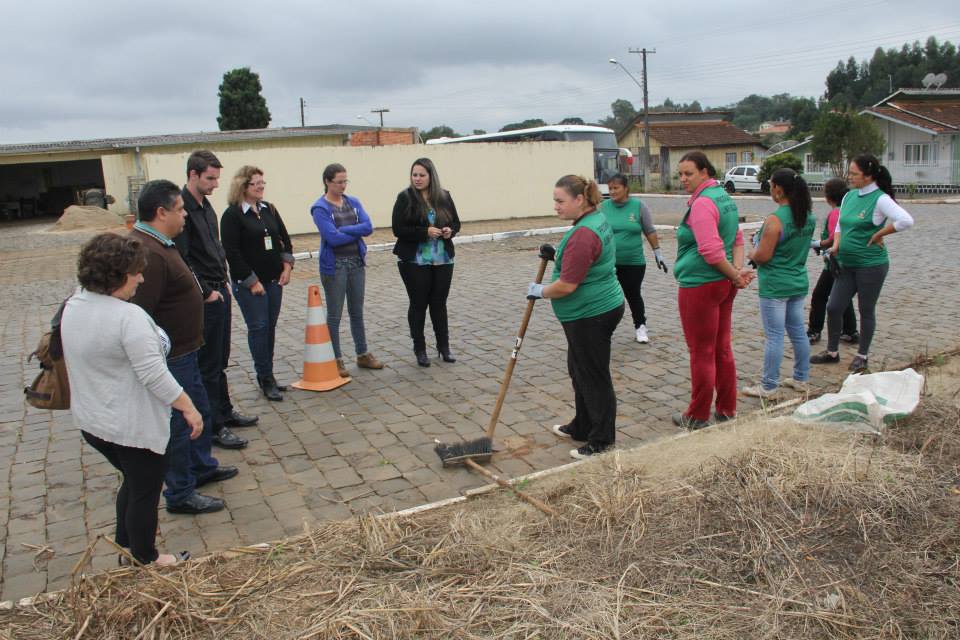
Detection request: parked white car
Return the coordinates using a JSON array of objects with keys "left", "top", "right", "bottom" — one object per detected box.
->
[{"left": 723, "top": 165, "right": 768, "bottom": 193}]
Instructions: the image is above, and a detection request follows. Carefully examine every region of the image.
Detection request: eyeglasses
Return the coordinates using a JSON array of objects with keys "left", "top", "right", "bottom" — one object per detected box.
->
[{"left": 248, "top": 181, "right": 266, "bottom": 187}]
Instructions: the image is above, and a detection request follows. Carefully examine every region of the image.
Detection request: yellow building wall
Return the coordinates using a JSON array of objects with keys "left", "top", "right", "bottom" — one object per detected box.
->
[
  {"left": 141, "top": 141, "right": 594, "bottom": 235},
  {"left": 100, "top": 153, "right": 138, "bottom": 215}
]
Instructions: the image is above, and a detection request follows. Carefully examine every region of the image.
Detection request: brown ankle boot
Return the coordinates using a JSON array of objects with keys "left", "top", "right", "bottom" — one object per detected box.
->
[
  {"left": 356, "top": 352, "right": 384, "bottom": 369},
  {"left": 335, "top": 358, "right": 349, "bottom": 377}
]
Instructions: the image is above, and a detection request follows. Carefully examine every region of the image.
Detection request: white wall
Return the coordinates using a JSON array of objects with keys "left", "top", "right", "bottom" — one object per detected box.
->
[
  {"left": 883, "top": 120, "right": 953, "bottom": 184},
  {"left": 140, "top": 141, "right": 594, "bottom": 235}
]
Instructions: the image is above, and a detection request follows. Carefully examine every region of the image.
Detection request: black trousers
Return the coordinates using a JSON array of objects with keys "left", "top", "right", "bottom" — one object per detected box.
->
[
  {"left": 615, "top": 264, "right": 647, "bottom": 328},
  {"left": 826, "top": 263, "right": 889, "bottom": 354},
  {"left": 561, "top": 303, "right": 624, "bottom": 447},
  {"left": 198, "top": 284, "right": 233, "bottom": 433},
  {"left": 808, "top": 268, "right": 856, "bottom": 335},
  {"left": 397, "top": 262, "right": 454, "bottom": 351},
  {"left": 82, "top": 431, "right": 164, "bottom": 564}
]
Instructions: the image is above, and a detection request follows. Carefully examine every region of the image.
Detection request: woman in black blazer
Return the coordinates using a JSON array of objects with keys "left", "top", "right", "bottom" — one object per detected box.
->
[{"left": 391, "top": 157, "right": 461, "bottom": 367}]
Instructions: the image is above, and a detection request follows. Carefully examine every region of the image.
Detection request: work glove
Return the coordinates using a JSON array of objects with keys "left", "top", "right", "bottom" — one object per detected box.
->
[
  {"left": 526, "top": 283, "right": 545, "bottom": 300},
  {"left": 810, "top": 239, "right": 822, "bottom": 255},
  {"left": 653, "top": 248, "right": 668, "bottom": 273}
]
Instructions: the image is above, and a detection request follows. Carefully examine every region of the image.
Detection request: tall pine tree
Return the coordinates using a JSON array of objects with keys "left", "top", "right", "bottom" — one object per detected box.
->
[{"left": 218, "top": 68, "right": 271, "bottom": 131}]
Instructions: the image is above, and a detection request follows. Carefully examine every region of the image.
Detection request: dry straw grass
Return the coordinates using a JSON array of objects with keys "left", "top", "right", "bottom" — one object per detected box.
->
[{"left": 2, "top": 402, "right": 958, "bottom": 639}]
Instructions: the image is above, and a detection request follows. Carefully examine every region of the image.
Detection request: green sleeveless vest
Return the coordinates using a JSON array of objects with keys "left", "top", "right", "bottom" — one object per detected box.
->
[
  {"left": 599, "top": 197, "right": 646, "bottom": 265},
  {"left": 758, "top": 204, "right": 816, "bottom": 299},
  {"left": 837, "top": 189, "right": 888, "bottom": 268},
  {"left": 674, "top": 185, "right": 740, "bottom": 288},
  {"left": 551, "top": 211, "right": 623, "bottom": 322}
]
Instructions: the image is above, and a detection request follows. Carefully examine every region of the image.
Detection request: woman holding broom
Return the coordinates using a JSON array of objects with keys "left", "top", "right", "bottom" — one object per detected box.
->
[{"left": 526, "top": 174, "right": 624, "bottom": 459}]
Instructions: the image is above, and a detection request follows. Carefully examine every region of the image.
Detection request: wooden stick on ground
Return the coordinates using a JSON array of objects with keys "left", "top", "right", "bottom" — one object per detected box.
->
[{"left": 463, "top": 458, "right": 558, "bottom": 516}]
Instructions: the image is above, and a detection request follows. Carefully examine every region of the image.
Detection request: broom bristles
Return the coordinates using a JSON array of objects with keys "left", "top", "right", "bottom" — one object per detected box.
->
[{"left": 434, "top": 437, "right": 493, "bottom": 466}]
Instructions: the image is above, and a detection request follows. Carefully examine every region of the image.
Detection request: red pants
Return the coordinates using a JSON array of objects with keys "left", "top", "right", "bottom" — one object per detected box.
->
[{"left": 678, "top": 279, "right": 738, "bottom": 422}]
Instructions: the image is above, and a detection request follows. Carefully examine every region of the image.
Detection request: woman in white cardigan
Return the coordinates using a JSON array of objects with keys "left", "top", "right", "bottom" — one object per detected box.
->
[{"left": 62, "top": 233, "right": 203, "bottom": 566}]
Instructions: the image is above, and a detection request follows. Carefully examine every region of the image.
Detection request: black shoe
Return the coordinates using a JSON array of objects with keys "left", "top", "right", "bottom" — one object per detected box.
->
[
  {"left": 810, "top": 350, "right": 840, "bottom": 364},
  {"left": 415, "top": 350, "right": 431, "bottom": 367},
  {"left": 196, "top": 465, "right": 239, "bottom": 488},
  {"left": 258, "top": 375, "right": 284, "bottom": 402},
  {"left": 570, "top": 442, "right": 612, "bottom": 459},
  {"left": 672, "top": 412, "right": 709, "bottom": 430},
  {"left": 265, "top": 374, "right": 288, "bottom": 392},
  {"left": 212, "top": 428, "right": 248, "bottom": 449},
  {"left": 807, "top": 331, "right": 821, "bottom": 345},
  {"left": 713, "top": 412, "right": 736, "bottom": 423},
  {"left": 166, "top": 493, "right": 225, "bottom": 514},
  {"left": 840, "top": 332, "right": 860, "bottom": 345},
  {"left": 437, "top": 347, "right": 456, "bottom": 363},
  {"left": 848, "top": 355, "right": 869, "bottom": 373},
  {"left": 224, "top": 410, "right": 258, "bottom": 427}
]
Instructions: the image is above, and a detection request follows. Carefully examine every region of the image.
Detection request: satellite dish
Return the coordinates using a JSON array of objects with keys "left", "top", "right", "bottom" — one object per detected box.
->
[
  {"left": 934, "top": 73, "right": 947, "bottom": 88},
  {"left": 922, "top": 73, "right": 936, "bottom": 89}
]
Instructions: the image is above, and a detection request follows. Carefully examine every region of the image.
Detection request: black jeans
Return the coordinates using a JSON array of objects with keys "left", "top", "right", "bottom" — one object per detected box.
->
[
  {"left": 397, "top": 262, "right": 454, "bottom": 351},
  {"left": 560, "top": 303, "right": 624, "bottom": 447},
  {"left": 82, "top": 431, "right": 165, "bottom": 564},
  {"left": 826, "top": 263, "right": 889, "bottom": 354},
  {"left": 615, "top": 264, "right": 647, "bottom": 328},
  {"left": 198, "top": 284, "right": 234, "bottom": 433},
  {"left": 808, "top": 268, "right": 856, "bottom": 335}
]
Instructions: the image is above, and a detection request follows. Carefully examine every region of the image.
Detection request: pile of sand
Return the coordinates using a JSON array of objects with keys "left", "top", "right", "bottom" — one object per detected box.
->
[{"left": 50, "top": 205, "right": 123, "bottom": 232}]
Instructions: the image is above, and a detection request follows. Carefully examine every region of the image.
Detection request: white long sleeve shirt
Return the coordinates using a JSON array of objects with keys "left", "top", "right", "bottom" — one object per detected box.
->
[
  {"left": 836, "top": 183, "right": 915, "bottom": 233},
  {"left": 62, "top": 288, "right": 182, "bottom": 454}
]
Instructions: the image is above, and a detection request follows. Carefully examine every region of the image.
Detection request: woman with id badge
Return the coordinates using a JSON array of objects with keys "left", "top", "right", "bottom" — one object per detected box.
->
[
  {"left": 221, "top": 166, "right": 294, "bottom": 401},
  {"left": 391, "top": 157, "right": 461, "bottom": 367}
]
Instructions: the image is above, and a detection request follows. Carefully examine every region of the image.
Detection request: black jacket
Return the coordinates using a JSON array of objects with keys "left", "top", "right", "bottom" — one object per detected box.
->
[
  {"left": 175, "top": 187, "right": 228, "bottom": 298},
  {"left": 220, "top": 201, "right": 294, "bottom": 287},
  {"left": 391, "top": 187, "right": 461, "bottom": 261}
]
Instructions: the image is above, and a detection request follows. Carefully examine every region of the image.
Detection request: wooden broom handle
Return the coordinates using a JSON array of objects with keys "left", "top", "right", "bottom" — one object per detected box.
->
[{"left": 464, "top": 458, "right": 557, "bottom": 516}]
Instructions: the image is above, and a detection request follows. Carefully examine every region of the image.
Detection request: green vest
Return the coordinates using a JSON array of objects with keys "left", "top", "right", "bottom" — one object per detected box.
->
[
  {"left": 674, "top": 185, "right": 740, "bottom": 288},
  {"left": 599, "top": 197, "right": 646, "bottom": 265},
  {"left": 837, "top": 189, "right": 888, "bottom": 268},
  {"left": 758, "top": 205, "right": 816, "bottom": 299},
  {"left": 551, "top": 211, "right": 624, "bottom": 322}
]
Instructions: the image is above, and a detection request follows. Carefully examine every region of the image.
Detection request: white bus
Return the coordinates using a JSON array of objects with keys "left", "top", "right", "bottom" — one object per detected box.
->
[{"left": 426, "top": 125, "right": 621, "bottom": 195}]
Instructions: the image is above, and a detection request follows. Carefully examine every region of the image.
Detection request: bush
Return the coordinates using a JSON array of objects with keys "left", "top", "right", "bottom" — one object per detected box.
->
[{"left": 758, "top": 154, "right": 804, "bottom": 186}]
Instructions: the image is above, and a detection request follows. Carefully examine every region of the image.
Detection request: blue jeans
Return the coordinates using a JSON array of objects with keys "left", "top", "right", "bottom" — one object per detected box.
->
[
  {"left": 759, "top": 295, "right": 810, "bottom": 391},
  {"left": 233, "top": 281, "right": 283, "bottom": 379},
  {"left": 164, "top": 351, "right": 219, "bottom": 505},
  {"left": 320, "top": 257, "right": 368, "bottom": 358}
]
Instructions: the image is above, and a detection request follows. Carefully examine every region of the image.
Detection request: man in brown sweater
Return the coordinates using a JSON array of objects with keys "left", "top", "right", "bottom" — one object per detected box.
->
[{"left": 131, "top": 179, "right": 238, "bottom": 515}]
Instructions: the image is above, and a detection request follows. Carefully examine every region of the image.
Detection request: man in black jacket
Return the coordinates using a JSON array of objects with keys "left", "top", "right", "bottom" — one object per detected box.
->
[{"left": 175, "top": 150, "right": 256, "bottom": 450}]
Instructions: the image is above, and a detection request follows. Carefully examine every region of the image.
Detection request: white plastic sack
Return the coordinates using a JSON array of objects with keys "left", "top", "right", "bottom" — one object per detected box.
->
[{"left": 792, "top": 368, "right": 924, "bottom": 433}]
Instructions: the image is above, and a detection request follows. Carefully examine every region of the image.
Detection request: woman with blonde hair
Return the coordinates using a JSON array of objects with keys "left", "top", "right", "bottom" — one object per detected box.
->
[
  {"left": 527, "top": 175, "right": 624, "bottom": 459},
  {"left": 220, "top": 166, "right": 294, "bottom": 401}
]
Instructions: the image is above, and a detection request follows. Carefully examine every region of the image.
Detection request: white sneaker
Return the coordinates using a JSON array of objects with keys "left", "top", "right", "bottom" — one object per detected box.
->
[
  {"left": 782, "top": 378, "right": 810, "bottom": 392},
  {"left": 635, "top": 324, "right": 649, "bottom": 344},
  {"left": 551, "top": 424, "right": 572, "bottom": 439},
  {"left": 742, "top": 384, "right": 779, "bottom": 399}
]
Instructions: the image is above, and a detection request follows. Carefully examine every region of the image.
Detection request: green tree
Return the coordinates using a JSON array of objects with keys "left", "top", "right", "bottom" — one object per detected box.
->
[
  {"left": 757, "top": 153, "right": 804, "bottom": 186},
  {"left": 599, "top": 99, "right": 637, "bottom": 132},
  {"left": 217, "top": 67, "right": 271, "bottom": 131},
  {"left": 421, "top": 125, "right": 459, "bottom": 141},
  {"left": 472, "top": 129, "right": 487, "bottom": 135},
  {"left": 559, "top": 117, "right": 585, "bottom": 125},
  {"left": 811, "top": 110, "right": 885, "bottom": 176},
  {"left": 499, "top": 118, "right": 547, "bottom": 132}
]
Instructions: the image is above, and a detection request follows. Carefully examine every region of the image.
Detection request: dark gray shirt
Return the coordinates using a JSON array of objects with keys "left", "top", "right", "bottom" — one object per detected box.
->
[{"left": 331, "top": 201, "right": 360, "bottom": 257}]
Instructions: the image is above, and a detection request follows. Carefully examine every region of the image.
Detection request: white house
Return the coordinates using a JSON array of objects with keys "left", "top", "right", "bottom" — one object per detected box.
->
[{"left": 861, "top": 88, "right": 960, "bottom": 190}]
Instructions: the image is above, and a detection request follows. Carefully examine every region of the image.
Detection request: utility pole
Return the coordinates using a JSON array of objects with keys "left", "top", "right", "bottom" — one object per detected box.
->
[
  {"left": 628, "top": 48, "right": 655, "bottom": 186},
  {"left": 371, "top": 108, "right": 390, "bottom": 146},
  {"left": 300, "top": 98, "right": 306, "bottom": 127}
]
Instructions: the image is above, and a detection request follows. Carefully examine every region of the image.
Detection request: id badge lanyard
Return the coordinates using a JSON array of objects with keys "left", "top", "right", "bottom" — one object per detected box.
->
[{"left": 256, "top": 204, "right": 273, "bottom": 251}]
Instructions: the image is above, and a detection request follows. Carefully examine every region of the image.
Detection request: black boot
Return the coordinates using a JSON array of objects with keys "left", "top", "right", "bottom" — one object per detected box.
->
[
  {"left": 415, "top": 350, "right": 431, "bottom": 367},
  {"left": 437, "top": 346, "right": 456, "bottom": 363},
  {"left": 258, "top": 375, "right": 284, "bottom": 401}
]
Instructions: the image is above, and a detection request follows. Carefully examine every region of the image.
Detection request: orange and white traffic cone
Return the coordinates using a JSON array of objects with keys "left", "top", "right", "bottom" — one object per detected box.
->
[{"left": 292, "top": 285, "right": 350, "bottom": 392}]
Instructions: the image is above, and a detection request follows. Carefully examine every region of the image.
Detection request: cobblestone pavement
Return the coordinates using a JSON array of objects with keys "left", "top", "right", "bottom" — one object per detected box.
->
[{"left": 1, "top": 201, "right": 958, "bottom": 602}]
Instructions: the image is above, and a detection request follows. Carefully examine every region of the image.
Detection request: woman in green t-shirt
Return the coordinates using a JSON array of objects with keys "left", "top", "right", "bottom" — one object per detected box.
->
[
  {"left": 598, "top": 174, "right": 668, "bottom": 344},
  {"left": 744, "top": 169, "right": 816, "bottom": 398}
]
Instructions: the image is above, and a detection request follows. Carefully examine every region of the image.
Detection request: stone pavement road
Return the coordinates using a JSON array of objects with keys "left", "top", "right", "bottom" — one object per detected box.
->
[{"left": 0, "top": 200, "right": 958, "bottom": 602}]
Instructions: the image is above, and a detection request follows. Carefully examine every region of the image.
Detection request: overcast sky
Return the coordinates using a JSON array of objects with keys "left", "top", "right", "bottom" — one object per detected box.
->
[{"left": 3, "top": 0, "right": 959, "bottom": 144}]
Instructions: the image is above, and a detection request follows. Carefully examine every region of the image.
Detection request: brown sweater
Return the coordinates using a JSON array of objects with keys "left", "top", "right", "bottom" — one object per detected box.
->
[{"left": 129, "top": 228, "right": 204, "bottom": 359}]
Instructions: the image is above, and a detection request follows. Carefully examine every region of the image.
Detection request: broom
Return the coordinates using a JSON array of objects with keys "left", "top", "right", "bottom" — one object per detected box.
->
[{"left": 434, "top": 243, "right": 555, "bottom": 464}]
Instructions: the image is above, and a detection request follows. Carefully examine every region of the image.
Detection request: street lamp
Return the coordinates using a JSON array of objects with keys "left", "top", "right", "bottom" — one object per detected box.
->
[
  {"left": 610, "top": 58, "right": 651, "bottom": 184},
  {"left": 356, "top": 115, "right": 375, "bottom": 125}
]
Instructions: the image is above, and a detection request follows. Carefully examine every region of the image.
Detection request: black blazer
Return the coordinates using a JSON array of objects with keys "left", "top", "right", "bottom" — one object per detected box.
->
[
  {"left": 220, "top": 201, "right": 294, "bottom": 286},
  {"left": 391, "top": 187, "right": 461, "bottom": 261}
]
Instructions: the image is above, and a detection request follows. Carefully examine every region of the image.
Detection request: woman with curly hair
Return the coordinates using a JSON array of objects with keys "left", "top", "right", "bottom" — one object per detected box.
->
[{"left": 62, "top": 232, "right": 202, "bottom": 566}]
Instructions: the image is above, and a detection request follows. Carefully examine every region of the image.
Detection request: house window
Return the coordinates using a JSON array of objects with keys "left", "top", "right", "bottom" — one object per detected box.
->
[
  {"left": 903, "top": 143, "right": 937, "bottom": 166},
  {"left": 804, "top": 153, "right": 830, "bottom": 174},
  {"left": 725, "top": 152, "right": 737, "bottom": 170},
  {"left": 741, "top": 151, "right": 753, "bottom": 163}
]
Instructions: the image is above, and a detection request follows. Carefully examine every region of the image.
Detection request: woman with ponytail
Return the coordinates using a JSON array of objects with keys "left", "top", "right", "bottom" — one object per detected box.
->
[
  {"left": 810, "top": 153, "right": 914, "bottom": 372},
  {"left": 744, "top": 168, "right": 816, "bottom": 397},
  {"left": 527, "top": 175, "right": 624, "bottom": 459}
]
